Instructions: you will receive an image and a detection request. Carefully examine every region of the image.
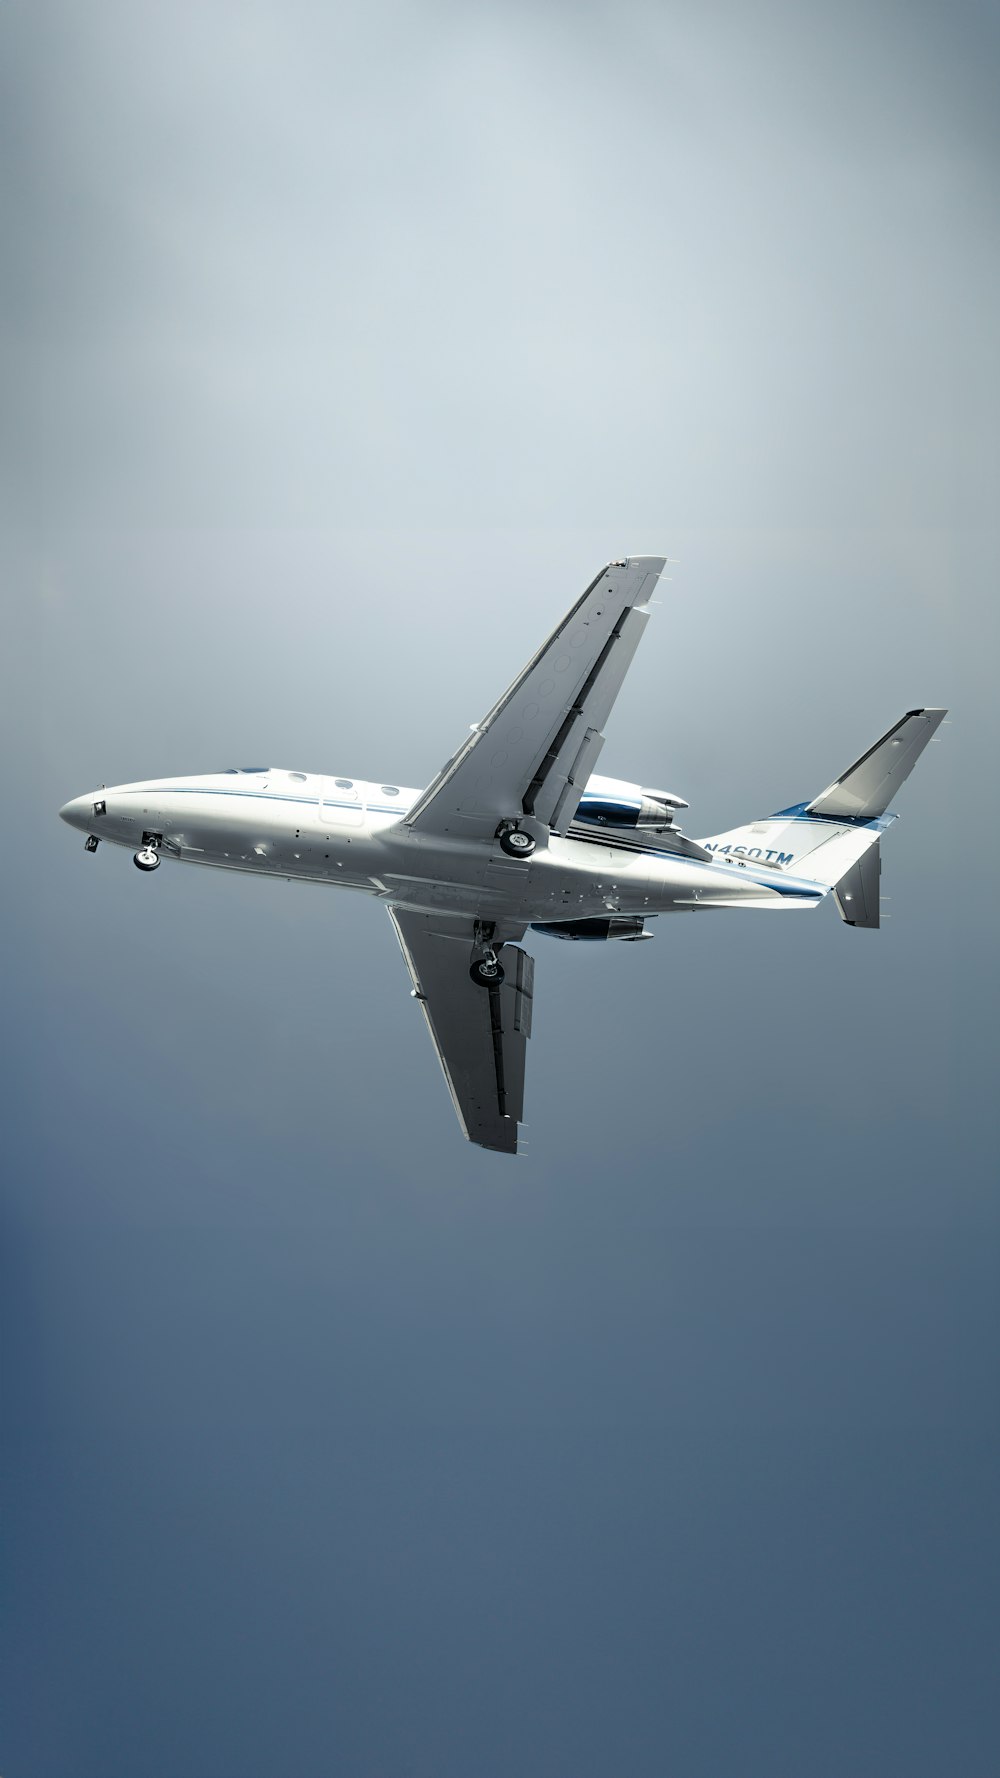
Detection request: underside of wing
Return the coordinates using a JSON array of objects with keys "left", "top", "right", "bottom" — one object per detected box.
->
[
  {"left": 388, "top": 908, "right": 535, "bottom": 1154},
  {"left": 405, "top": 556, "right": 666, "bottom": 844}
]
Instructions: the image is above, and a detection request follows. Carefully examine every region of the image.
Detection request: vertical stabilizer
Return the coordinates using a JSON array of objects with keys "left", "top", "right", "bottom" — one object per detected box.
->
[{"left": 833, "top": 840, "right": 881, "bottom": 927}]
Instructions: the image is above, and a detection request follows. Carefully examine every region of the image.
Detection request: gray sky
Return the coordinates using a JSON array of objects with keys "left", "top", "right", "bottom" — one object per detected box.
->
[{"left": 3, "top": 2, "right": 998, "bottom": 1774}]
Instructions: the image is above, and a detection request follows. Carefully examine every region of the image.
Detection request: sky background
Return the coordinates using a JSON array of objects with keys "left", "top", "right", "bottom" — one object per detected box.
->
[{"left": 2, "top": 2, "right": 998, "bottom": 1774}]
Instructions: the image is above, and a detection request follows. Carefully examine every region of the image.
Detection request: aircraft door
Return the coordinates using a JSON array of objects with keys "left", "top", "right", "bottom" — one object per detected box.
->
[{"left": 320, "top": 777, "right": 365, "bottom": 828}]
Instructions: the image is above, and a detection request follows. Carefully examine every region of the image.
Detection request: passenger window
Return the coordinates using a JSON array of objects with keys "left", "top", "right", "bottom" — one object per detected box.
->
[
  {"left": 335, "top": 778, "right": 353, "bottom": 789},
  {"left": 381, "top": 786, "right": 400, "bottom": 798}
]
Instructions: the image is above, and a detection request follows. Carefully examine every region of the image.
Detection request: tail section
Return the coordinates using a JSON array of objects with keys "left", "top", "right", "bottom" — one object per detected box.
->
[
  {"left": 698, "top": 709, "right": 946, "bottom": 925},
  {"left": 805, "top": 708, "right": 947, "bottom": 821},
  {"left": 833, "top": 841, "right": 882, "bottom": 928}
]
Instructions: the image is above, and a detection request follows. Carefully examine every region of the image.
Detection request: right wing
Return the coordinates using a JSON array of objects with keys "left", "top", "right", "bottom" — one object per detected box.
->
[
  {"left": 388, "top": 908, "right": 535, "bottom": 1155},
  {"left": 404, "top": 557, "right": 666, "bottom": 844}
]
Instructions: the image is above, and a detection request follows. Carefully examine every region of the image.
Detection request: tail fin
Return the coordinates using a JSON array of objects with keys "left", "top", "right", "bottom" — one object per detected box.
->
[
  {"left": 832, "top": 840, "right": 882, "bottom": 928},
  {"left": 698, "top": 709, "right": 946, "bottom": 925}
]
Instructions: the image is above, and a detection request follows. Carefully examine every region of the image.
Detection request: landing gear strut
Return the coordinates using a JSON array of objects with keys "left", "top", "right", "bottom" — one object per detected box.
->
[
  {"left": 470, "top": 918, "right": 505, "bottom": 988},
  {"left": 134, "top": 833, "right": 162, "bottom": 872},
  {"left": 497, "top": 822, "right": 536, "bottom": 860},
  {"left": 469, "top": 953, "right": 505, "bottom": 988}
]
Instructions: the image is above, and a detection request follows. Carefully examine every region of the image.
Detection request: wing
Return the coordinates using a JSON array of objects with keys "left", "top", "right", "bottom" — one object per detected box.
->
[
  {"left": 405, "top": 556, "right": 666, "bottom": 843},
  {"left": 388, "top": 908, "right": 535, "bottom": 1154}
]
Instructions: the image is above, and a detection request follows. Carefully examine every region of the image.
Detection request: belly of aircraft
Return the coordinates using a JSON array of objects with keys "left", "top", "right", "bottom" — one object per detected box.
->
[{"left": 94, "top": 791, "right": 793, "bottom": 914}]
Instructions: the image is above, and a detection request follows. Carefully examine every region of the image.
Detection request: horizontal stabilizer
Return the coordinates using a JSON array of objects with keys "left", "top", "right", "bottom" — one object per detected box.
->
[
  {"left": 834, "top": 840, "right": 881, "bottom": 927},
  {"left": 807, "top": 709, "right": 946, "bottom": 822}
]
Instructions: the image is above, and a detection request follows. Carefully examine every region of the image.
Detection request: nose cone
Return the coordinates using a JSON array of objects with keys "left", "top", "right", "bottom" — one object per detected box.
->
[{"left": 59, "top": 793, "right": 100, "bottom": 831}]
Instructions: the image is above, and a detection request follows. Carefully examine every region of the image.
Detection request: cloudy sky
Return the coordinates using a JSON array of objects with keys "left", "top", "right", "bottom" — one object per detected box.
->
[{"left": 3, "top": 2, "right": 998, "bottom": 1774}]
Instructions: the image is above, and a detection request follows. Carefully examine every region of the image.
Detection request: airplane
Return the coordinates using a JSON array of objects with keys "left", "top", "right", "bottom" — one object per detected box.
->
[{"left": 59, "top": 557, "right": 945, "bottom": 1154}]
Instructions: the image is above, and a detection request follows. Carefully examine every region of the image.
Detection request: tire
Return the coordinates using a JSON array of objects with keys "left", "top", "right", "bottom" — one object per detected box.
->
[
  {"left": 134, "top": 848, "right": 160, "bottom": 871},
  {"left": 498, "top": 826, "right": 535, "bottom": 859},
  {"left": 469, "top": 957, "right": 505, "bottom": 988}
]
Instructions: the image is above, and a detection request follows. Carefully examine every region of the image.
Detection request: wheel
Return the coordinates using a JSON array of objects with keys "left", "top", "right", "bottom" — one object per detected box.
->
[
  {"left": 134, "top": 847, "right": 160, "bottom": 871},
  {"left": 469, "top": 956, "right": 505, "bottom": 988},
  {"left": 498, "top": 826, "right": 536, "bottom": 859}
]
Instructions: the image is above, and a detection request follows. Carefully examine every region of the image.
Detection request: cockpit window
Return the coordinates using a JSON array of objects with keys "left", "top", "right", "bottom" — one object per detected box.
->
[
  {"left": 225, "top": 766, "right": 270, "bottom": 774},
  {"left": 289, "top": 772, "right": 307, "bottom": 782}
]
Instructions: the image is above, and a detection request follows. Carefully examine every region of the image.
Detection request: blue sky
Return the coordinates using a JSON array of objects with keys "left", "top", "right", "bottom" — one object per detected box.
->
[{"left": 3, "top": 2, "right": 998, "bottom": 1773}]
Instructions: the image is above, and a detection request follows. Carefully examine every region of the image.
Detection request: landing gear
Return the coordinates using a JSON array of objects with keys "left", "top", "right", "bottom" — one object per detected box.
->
[
  {"left": 84, "top": 835, "right": 100, "bottom": 853},
  {"left": 469, "top": 954, "right": 505, "bottom": 988},
  {"left": 470, "top": 917, "right": 505, "bottom": 988},
  {"left": 134, "top": 837, "right": 161, "bottom": 871},
  {"left": 497, "top": 823, "right": 536, "bottom": 859}
]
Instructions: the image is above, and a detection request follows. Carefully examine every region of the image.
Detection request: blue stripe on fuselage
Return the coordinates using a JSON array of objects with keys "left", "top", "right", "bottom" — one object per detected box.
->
[
  {"left": 120, "top": 786, "right": 407, "bottom": 815},
  {"left": 770, "top": 802, "right": 894, "bottom": 831},
  {"left": 120, "top": 787, "right": 827, "bottom": 898}
]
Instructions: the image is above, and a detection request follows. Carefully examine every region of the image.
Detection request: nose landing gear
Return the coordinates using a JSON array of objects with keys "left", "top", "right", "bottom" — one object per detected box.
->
[{"left": 134, "top": 833, "right": 162, "bottom": 872}]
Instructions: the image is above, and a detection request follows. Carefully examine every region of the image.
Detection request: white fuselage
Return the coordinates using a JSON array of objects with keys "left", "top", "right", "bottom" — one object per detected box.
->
[
  {"left": 59, "top": 768, "right": 827, "bottom": 924},
  {"left": 52, "top": 540, "right": 939, "bottom": 1158}
]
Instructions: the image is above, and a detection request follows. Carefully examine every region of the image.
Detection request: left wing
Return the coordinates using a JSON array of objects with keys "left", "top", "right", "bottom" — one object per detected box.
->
[
  {"left": 405, "top": 556, "right": 666, "bottom": 843},
  {"left": 388, "top": 908, "right": 535, "bottom": 1154}
]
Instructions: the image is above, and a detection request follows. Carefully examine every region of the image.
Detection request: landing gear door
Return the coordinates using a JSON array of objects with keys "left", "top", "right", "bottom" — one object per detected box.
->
[{"left": 320, "top": 778, "right": 364, "bottom": 828}]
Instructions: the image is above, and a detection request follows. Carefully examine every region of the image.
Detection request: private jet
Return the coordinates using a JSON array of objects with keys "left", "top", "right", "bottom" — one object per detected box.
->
[{"left": 60, "top": 557, "right": 945, "bottom": 1152}]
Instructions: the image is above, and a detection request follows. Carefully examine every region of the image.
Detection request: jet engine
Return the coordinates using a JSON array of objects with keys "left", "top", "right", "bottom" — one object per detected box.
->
[
  {"left": 531, "top": 917, "right": 652, "bottom": 941},
  {"left": 574, "top": 773, "right": 688, "bottom": 833}
]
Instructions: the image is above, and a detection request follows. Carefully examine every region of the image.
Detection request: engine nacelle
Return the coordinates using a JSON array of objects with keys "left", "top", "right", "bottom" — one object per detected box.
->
[
  {"left": 531, "top": 917, "right": 652, "bottom": 942},
  {"left": 575, "top": 773, "right": 688, "bottom": 833}
]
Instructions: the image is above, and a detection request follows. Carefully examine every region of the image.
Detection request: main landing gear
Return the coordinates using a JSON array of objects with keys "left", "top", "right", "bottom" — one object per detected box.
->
[
  {"left": 469, "top": 918, "right": 506, "bottom": 988},
  {"left": 134, "top": 833, "right": 162, "bottom": 872},
  {"left": 469, "top": 920, "right": 505, "bottom": 987},
  {"left": 469, "top": 954, "right": 505, "bottom": 988},
  {"left": 497, "top": 822, "right": 536, "bottom": 859}
]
